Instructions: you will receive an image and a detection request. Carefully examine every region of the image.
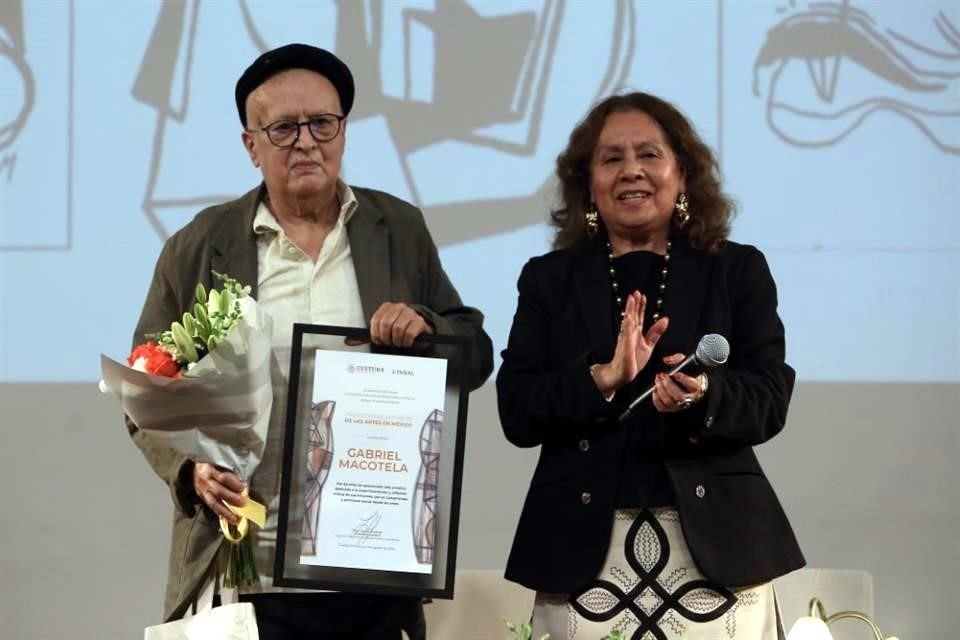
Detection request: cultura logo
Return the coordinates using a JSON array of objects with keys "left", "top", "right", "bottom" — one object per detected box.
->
[{"left": 348, "top": 364, "right": 384, "bottom": 374}]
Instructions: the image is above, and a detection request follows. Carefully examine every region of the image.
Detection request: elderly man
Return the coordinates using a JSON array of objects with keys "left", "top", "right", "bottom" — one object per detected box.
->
[{"left": 128, "top": 43, "right": 493, "bottom": 639}]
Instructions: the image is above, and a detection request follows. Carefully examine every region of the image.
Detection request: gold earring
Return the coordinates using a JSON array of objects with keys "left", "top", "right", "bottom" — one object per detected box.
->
[
  {"left": 585, "top": 205, "right": 599, "bottom": 236},
  {"left": 674, "top": 193, "right": 690, "bottom": 227}
]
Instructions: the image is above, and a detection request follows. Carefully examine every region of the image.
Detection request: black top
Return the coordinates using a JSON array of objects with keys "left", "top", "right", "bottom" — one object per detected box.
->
[
  {"left": 608, "top": 250, "right": 674, "bottom": 508},
  {"left": 498, "top": 237, "right": 803, "bottom": 593}
]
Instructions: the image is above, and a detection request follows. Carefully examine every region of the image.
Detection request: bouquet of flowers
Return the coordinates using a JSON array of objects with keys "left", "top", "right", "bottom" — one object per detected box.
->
[{"left": 100, "top": 272, "right": 272, "bottom": 587}]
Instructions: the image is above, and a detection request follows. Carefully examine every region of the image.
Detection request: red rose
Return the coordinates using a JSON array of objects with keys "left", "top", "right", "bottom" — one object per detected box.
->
[{"left": 128, "top": 341, "right": 182, "bottom": 378}]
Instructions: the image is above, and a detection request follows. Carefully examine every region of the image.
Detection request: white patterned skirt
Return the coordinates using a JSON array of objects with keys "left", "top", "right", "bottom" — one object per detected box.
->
[{"left": 530, "top": 508, "right": 784, "bottom": 640}]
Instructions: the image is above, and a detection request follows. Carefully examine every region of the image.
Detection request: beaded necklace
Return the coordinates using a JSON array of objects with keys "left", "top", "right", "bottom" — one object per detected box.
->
[{"left": 605, "top": 239, "right": 671, "bottom": 322}]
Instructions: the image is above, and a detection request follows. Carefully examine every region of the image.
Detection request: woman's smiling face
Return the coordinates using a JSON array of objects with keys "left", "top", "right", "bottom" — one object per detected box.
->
[{"left": 589, "top": 109, "right": 685, "bottom": 250}]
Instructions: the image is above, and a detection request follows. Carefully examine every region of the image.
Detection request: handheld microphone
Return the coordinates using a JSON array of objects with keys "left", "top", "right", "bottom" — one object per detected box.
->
[{"left": 618, "top": 333, "right": 729, "bottom": 422}]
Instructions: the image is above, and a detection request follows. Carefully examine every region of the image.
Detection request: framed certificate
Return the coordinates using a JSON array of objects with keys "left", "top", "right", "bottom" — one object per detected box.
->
[{"left": 274, "top": 323, "right": 471, "bottom": 598}]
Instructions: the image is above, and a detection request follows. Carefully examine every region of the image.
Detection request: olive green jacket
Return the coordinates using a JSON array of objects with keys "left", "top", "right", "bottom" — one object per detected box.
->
[{"left": 128, "top": 184, "right": 493, "bottom": 620}]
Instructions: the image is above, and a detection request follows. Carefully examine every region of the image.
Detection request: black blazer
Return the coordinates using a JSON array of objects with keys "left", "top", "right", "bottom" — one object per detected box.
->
[{"left": 496, "top": 237, "right": 804, "bottom": 592}]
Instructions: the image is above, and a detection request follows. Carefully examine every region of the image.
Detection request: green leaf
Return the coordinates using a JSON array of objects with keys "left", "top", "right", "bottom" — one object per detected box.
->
[
  {"left": 207, "top": 289, "right": 220, "bottom": 315},
  {"left": 193, "top": 303, "right": 211, "bottom": 333},
  {"left": 182, "top": 312, "right": 196, "bottom": 336},
  {"left": 171, "top": 321, "right": 198, "bottom": 363},
  {"left": 195, "top": 282, "right": 207, "bottom": 305},
  {"left": 219, "top": 287, "right": 231, "bottom": 316}
]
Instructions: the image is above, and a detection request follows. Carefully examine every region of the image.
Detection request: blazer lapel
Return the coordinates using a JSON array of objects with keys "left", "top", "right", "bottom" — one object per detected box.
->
[
  {"left": 209, "top": 185, "right": 262, "bottom": 297},
  {"left": 656, "top": 237, "right": 710, "bottom": 359},
  {"left": 346, "top": 194, "right": 390, "bottom": 323},
  {"left": 572, "top": 242, "right": 617, "bottom": 362}
]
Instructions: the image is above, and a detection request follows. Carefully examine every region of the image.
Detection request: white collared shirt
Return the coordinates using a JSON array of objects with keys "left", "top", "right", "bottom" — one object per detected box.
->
[
  {"left": 245, "top": 181, "right": 366, "bottom": 592},
  {"left": 252, "top": 182, "right": 365, "bottom": 340}
]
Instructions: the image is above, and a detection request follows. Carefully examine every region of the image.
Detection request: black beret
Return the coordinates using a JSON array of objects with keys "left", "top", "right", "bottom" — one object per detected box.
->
[{"left": 235, "top": 43, "right": 355, "bottom": 127}]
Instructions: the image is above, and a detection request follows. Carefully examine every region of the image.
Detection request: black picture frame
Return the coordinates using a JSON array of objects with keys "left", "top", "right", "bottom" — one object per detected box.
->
[{"left": 274, "top": 323, "right": 471, "bottom": 599}]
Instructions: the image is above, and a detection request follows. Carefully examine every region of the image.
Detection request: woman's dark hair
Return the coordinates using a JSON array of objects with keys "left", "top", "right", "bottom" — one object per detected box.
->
[{"left": 550, "top": 92, "right": 734, "bottom": 253}]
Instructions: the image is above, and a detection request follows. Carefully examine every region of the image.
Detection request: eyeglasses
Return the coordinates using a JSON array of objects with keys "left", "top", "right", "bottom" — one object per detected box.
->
[{"left": 248, "top": 114, "right": 345, "bottom": 148}]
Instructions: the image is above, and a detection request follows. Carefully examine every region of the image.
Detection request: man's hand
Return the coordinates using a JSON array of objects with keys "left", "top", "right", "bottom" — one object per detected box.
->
[
  {"left": 369, "top": 302, "right": 433, "bottom": 348},
  {"left": 193, "top": 462, "right": 245, "bottom": 525}
]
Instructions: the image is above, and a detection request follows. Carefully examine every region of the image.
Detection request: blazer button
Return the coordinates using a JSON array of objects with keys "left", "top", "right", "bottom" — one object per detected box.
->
[
  {"left": 578, "top": 439, "right": 590, "bottom": 452},
  {"left": 695, "top": 484, "right": 706, "bottom": 499},
  {"left": 580, "top": 492, "right": 592, "bottom": 505}
]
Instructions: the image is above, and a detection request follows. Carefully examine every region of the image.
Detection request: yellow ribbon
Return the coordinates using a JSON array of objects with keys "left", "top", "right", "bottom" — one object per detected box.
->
[{"left": 218, "top": 487, "right": 267, "bottom": 543}]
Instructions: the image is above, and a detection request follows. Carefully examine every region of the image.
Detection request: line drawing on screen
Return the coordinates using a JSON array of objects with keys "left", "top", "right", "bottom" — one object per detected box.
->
[
  {"left": 753, "top": 0, "right": 960, "bottom": 154},
  {"left": 0, "top": 1, "right": 33, "bottom": 151},
  {"left": 131, "top": 0, "right": 635, "bottom": 247},
  {"left": 0, "top": 0, "right": 73, "bottom": 251}
]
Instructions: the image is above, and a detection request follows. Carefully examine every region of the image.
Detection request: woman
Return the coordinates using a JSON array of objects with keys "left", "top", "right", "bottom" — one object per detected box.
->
[{"left": 497, "top": 92, "right": 804, "bottom": 640}]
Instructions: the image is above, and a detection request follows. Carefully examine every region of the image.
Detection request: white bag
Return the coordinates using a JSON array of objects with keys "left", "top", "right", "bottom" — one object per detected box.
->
[{"left": 143, "top": 603, "right": 259, "bottom": 640}]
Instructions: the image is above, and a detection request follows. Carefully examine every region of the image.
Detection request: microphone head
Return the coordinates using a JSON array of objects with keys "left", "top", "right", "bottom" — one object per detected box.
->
[{"left": 695, "top": 334, "right": 729, "bottom": 367}]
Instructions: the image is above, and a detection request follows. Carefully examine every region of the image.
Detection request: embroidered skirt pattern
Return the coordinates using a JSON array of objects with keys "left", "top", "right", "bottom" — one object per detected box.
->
[{"left": 530, "top": 508, "right": 782, "bottom": 640}]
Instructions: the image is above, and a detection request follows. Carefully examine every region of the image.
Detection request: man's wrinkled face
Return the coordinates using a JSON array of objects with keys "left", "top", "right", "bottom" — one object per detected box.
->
[{"left": 242, "top": 68, "right": 346, "bottom": 203}]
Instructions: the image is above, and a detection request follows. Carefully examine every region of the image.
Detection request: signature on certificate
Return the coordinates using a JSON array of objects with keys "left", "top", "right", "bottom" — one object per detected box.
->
[{"left": 351, "top": 511, "right": 383, "bottom": 544}]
